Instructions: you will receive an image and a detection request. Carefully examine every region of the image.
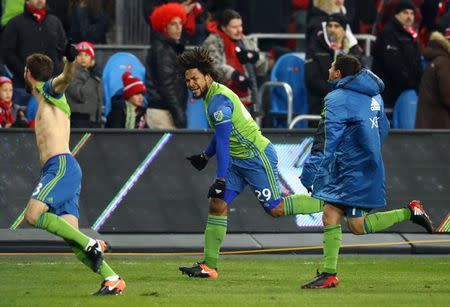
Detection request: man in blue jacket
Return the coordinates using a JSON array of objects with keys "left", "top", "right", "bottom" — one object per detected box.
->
[{"left": 300, "top": 55, "right": 434, "bottom": 289}]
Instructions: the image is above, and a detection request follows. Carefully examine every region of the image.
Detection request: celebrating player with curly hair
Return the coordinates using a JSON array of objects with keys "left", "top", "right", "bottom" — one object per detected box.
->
[{"left": 178, "top": 47, "right": 324, "bottom": 278}]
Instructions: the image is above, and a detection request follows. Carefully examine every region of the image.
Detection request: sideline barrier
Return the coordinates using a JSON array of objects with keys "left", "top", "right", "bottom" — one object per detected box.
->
[{"left": 1, "top": 129, "right": 449, "bottom": 233}]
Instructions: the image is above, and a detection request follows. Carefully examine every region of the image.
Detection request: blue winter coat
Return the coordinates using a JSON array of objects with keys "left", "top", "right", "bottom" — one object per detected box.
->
[{"left": 301, "top": 69, "right": 389, "bottom": 209}]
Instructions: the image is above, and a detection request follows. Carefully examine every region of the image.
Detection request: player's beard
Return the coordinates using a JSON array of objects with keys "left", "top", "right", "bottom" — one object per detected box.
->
[
  {"left": 193, "top": 84, "right": 208, "bottom": 99},
  {"left": 24, "top": 77, "right": 33, "bottom": 94}
]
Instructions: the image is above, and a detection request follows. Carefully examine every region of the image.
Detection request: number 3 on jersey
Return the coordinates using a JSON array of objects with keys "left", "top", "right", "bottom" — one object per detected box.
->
[
  {"left": 32, "top": 183, "right": 43, "bottom": 196},
  {"left": 255, "top": 188, "right": 272, "bottom": 202}
]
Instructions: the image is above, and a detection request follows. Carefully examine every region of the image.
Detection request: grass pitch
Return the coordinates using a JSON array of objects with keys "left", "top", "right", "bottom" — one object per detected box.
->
[{"left": 0, "top": 255, "right": 449, "bottom": 306}]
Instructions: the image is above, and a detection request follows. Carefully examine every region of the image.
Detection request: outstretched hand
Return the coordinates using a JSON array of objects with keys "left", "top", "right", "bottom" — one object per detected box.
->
[
  {"left": 186, "top": 153, "right": 208, "bottom": 171},
  {"left": 64, "top": 39, "right": 78, "bottom": 63}
]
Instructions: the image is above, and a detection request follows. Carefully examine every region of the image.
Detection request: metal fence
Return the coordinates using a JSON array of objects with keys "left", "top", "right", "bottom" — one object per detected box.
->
[{"left": 114, "top": 0, "right": 152, "bottom": 45}]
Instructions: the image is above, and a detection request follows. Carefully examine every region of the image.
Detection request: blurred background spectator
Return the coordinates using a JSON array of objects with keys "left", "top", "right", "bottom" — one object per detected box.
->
[
  {"left": 145, "top": 2, "right": 188, "bottom": 129},
  {"left": 371, "top": 0, "right": 422, "bottom": 110},
  {"left": 106, "top": 71, "right": 148, "bottom": 129},
  {"left": 0, "top": 76, "right": 14, "bottom": 128},
  {"left": 66, "top": 41, "right": 103, "bottom": 128},
  {"left": 415, "top": 30, "right": 450, "bottom": 128},
  {"left": 143, "top": 0, "right": 207, "bottom": 45},
  {"left": 47, "top": 0, "right": 71, "bottom": 35},
  {"left": 1, "top": 0, "right": 66, "bottom": 106},
  {"left": 305, "top": 13, "right": 362, "bottom": 116},
  {"left": 1, "top": 0, "right": 25, "bottom": 29},
  {"left": 69, "top": 0, "right": 114, "bottom": 44},
  {"left": 0, "top": 0, "right": 448, "bottom": 129},
  {"left": 202, "top": 9, "right": 268, "bottom": 113},
  {"left": 306, "top": 0, "right": 352, "bottom": 46}
]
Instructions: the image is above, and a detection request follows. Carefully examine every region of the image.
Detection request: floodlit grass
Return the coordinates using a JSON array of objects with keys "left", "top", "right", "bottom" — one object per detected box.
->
[{"left": 0, "top": 255, "right": 449, "bottom": 306}]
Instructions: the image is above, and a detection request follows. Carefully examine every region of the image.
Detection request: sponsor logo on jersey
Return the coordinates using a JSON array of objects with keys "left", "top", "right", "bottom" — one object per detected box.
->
[
  {"left": 371, "top": 98, "right": 381, "bottom": 111},
  {"left": 370, "top": 116, "right": 379, "bottom": 128},
  {"left": 214, "top": 110, "right": 223, "bottom": 122}
]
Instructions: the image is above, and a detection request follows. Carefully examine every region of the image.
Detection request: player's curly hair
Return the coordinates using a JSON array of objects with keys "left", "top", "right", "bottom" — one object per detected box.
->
[{"left": 177, "top": 47, "right": 219, "bottom": 80}]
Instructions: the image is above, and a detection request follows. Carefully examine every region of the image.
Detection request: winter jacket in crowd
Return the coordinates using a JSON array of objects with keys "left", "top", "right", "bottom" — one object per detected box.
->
[
  {"left": 305, "top": 22, "right": 363, "bottom": 115},
  {"left": 106, "top": 95, "right": 149, "bottom": 129},
  {"left": 70, "top": 1, "right": 110, "bottom": 44},
  {"left": 145, "top": 32, "right": 187, "bottom": 128},
  {"left": 372, "top": 18, "right": 422, "bottom": 109},
  {"left": 301, "top": 69, "right": 389, "bottom": 209},
  {"left": 66, "top": 65, "right": 103, "bottom": 127},
  {"left": 415, "top": 31, "right": 450, "bottom": 129},
  {"left": 202, "top": 24, "right": 268, "bottom": 106},
  {"left": 1, "top": 3, "right": 66, "bottom": 88}
]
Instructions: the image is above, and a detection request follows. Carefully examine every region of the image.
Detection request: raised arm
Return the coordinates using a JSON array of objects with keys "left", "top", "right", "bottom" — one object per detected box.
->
[{"left": 52, "top": 42, "right": 79, "bottom": 94}]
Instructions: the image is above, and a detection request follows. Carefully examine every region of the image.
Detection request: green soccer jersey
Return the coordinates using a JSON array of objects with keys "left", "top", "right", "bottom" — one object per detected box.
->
[
  {"left": 36, "top": 80, "right": 71, "bottom": 117},
  {"left": 204, "top": 81, "right": 269, "bottom": 159}
]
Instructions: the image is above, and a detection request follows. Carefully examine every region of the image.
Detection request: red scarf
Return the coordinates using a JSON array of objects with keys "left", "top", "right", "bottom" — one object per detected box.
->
[
  {"left": 0, "top": 98, "right": 14, "bottom": 127},
  {"left": 207, "top": 21, "right": 250, "bottom": 100},
  {"left": 404, "top": 26, "right": 418, "bottom": 42},
  {"left": 26, "top": 2, "right": 47, "bottom": 24}
]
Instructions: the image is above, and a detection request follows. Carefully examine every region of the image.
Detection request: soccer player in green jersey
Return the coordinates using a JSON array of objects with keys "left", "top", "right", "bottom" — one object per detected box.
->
[
  {"left": 22, "top": 47, "right": 125, "bottom": 295},
  {"left": 177, "top": 47, "right": 324, "bottom": 278}
]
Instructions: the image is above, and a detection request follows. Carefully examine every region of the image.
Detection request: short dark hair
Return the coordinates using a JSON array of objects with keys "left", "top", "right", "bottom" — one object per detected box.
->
[
  {"left": 334, "top": 54, "right": 362, "bottom": 78},
  {"left": 177, "top": 47, "right": 219, "bottom": 80},
  {"left": 25, "top": 53, "right": 54, "bottom": 82},
  {"left": 218, "top": 9, "right": 241, "bottom": 27}
]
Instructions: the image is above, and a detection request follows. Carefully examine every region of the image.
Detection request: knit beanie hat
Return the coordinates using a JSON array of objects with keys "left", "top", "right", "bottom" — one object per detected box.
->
[
  {"left": 76, "top": 41, "right": 95, "bottom": 59},
  {"left": 327, "top": 13, "right": 348, "bottom": 29},
  {"left": 394, "top": 0, "right": 415, "bottom": 14},
  {"left": 122, "top": 71, "right": 146, "bottom": 99},
  {"left": 0, "top": 76, "right": 12, "bottom": 87},
  {"left": 150, "top": 3, "right": 187, "bottom": 33}
]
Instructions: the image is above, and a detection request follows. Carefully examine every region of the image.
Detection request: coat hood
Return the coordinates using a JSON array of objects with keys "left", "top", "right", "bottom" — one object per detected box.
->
[
  {"left": 423, "top": 31, "right": 450, "bottom": 60},
  {"left": 334, "top": 69, "right": 385, "bottom": 96}
]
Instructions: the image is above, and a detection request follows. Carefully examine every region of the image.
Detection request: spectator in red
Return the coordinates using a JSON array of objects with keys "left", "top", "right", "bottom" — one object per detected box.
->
[
  {"left": 202, "top": 9, "right": 268, "bottom": 111},
  {"left": 1, "top": 0, "right": 67, "bottom": 106},
  {"left": 66, "top": 41, "right": 103, "bottom": 128},
  {"left": 106, "top": 71, "right": 149, "bottom": 129},
  {"left": 0, "top": 76, "right": 14, "bottom": 128},
  {"left": 145, "top": 2, "right": 188, "bottom": 128},
  {"left": 372, "top": 0, "right": 422, "bottom": 109},
  {"left": 375, "top": 0, "right": 423, "bottom": 33},
  {"left": 143, "top": 0, "right": 206, "bottom": 44}
]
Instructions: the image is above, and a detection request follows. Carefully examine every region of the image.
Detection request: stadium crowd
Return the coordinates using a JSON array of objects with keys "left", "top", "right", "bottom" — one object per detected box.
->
[{"left": 0, "top": 0, "right": 449, "bottom": 129}]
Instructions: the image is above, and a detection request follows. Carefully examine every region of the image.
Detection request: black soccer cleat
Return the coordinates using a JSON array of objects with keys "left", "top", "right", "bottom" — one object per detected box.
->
[
  {"left": 86, "top": 239, "right": 110, "bottom": 272},
  {"left": 179, "top": 262, "right": 218, "bottom": 279},
  {"left": 408, "top": 200, "right": 434, "bottom": 234},
  {"left": 301, "top": 270, "right": 340, "bottom": 289},
  {"left": 93, "top": 277, "right": 126, "bottom": 295}
]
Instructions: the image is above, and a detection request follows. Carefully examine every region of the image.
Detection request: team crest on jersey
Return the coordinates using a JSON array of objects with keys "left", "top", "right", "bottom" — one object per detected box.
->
[
  {"left": 214, "top": 110, "right": 223, "bottom": 122},
  {"left": 371, "top": 98, "right": 381, "bottom": 111}
]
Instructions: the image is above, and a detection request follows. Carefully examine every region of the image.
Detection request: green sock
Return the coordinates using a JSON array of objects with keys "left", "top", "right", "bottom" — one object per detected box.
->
[
  {"left": 66, "top": 240, "right": 117, "bottom": 279},
  {"left": 323, "top": 224, "right": 342, "bottom": 274},
  {"left": 283, "top": 194, "right": 324, "bottom": 216},
  {"left": 36, "top": 213, "right": 90, "bottom": 249},
  {"left": 203, "top": 215, "right": 227, "bottom": 268},
  {"left": 364, "top": 208, "right": 411, "bottom": 233}
]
